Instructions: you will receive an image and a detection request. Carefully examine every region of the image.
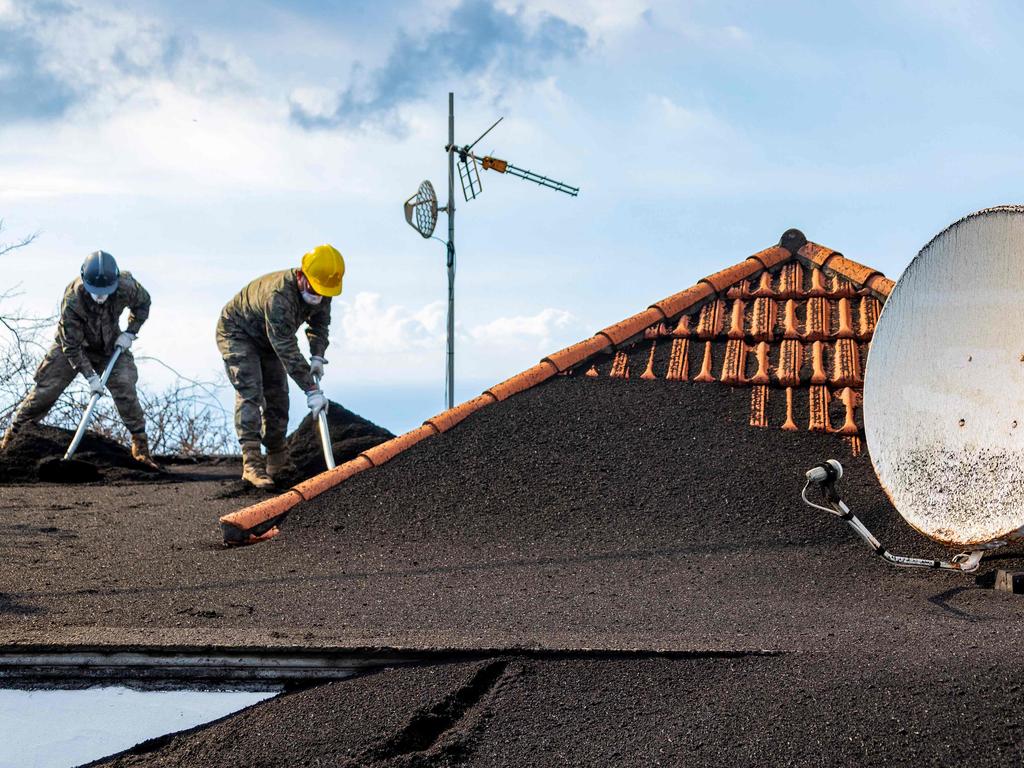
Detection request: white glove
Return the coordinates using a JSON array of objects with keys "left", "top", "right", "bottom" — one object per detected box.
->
[
  {"left": 86, "top": 374, "right": 105, "bottom": 397},
  {"left": 309, "top": 355, "right": 326, "bottom": 379},
  {"left": 115, "top": 332, "right": 136, "bottom": 351},
  {"left": 306, "top": 388, "right": 328, "bottom": 418}
]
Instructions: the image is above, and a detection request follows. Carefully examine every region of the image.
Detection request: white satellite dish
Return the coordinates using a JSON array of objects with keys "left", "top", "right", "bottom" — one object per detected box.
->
[
  {"left": 865, "top": 205, "right": 1024, "bottom": 548},
  {"left": 801, "top": 206, "right": 1024, "bottom": 573}
]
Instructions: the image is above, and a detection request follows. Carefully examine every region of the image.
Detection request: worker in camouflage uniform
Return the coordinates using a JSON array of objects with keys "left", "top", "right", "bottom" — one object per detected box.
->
[
  {"left": 217, "top": 244, "right": 344, "bottom": 489},
  {"left": 0, "top": 251, "right": 159, "bottom": 468}
]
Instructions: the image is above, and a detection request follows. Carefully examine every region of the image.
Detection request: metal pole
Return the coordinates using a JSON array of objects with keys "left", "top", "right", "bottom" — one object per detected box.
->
[
  {"left": 64, "top": 347, "right": 123, "bottom": 461},
  {"left": 446, "top": 92, "right": 456, "bottom": 410},
  {"left": 313, "top": 374, "right": 335, "bottom": 470}
]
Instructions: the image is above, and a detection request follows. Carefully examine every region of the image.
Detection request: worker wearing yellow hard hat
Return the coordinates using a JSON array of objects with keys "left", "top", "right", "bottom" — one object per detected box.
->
[{"left": 215, "top": 245, "right": 345, "bottom": 489}]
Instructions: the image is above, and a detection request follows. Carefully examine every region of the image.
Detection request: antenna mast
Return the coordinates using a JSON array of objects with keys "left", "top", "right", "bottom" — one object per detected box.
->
[
  {"left": 446, "top": 92, "right": 456, "bottom": 410},
  {"left": 402, "top": 94, "right": 578, "bottom": 412}
]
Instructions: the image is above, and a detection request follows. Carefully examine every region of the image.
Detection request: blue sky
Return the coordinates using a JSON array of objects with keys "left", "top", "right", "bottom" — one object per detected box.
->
[{"left": 2, "top": 0, "right": 1023, "bottom": 434}]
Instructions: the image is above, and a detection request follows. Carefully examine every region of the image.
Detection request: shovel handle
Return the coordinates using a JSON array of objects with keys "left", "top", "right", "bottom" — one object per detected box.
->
[
  {"left": 314, "top": 374, "right": 335, "bottom": 470},
  {"left": 63, "top": 347, "right": 123, "bottom": 461}
]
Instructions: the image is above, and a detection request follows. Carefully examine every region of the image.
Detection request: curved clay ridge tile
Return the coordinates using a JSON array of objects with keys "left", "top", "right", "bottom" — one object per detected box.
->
[
  {"left": 866, "top": 274, "right": 894, "bottom": 296},
  {"left": 220, "top": 490, "right": 303, "bottom": 544},
  {"left": 747, "top": 245, "right": 791, "bottom": 271},
  {"left": 799, "top": 241, "right": 893, "bottom": 298},
  {"left": 650, "top": 283, "right": 715, "bottom": 320},
  {"left": 486, "top": 361, "right": 558, "bottom": 401},
  {"left": 360, "top": 424, "right": 438, "bottom": 467},
  {"left": 426, "top": 393, "right": 497, "bottom": 433},
  {"left": 700, "top": 260, "right": 762, "bottom": 295},
  {"left": 291, "top": 456, "right": 374, "bottom": 501},
  {"left": 543, "top": 336, "right": 612, "bottom": 373},
  {"left": 596, "top": 306, "right": 666, "bottom": 347},
  {"left": 798, "top": 242, "right": 835, "bottom": 267}
]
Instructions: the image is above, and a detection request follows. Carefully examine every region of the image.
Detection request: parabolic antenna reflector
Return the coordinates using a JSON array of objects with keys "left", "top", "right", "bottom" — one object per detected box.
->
[{"left": 864, "top": 206, "right": 1024, "bottom": 547}]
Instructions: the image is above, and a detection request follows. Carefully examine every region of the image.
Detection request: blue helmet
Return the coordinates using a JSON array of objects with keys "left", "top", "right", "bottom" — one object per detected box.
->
[{"left": 81, "top": 250, "right": 119, "bottom": 296}]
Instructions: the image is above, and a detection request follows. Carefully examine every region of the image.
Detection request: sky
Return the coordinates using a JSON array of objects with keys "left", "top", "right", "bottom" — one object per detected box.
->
[{"left": 2, "top": 0, "right": 1024, "bottom": 435}]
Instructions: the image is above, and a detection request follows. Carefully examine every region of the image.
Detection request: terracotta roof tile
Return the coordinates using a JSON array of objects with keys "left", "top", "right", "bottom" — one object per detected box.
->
[
  {"left": 486, "top": 361, "right": 558, "bottom": 401},
  {"left": 696, "top": 299, "right": 726, "bottom": 338},
  {"left": 609, "top": 351, "right": 630, "bottom": 379},
  {"left": 747, "top": 245, "right": 791, "bottom": 271},
  {"left": 694, "top": 340, "right": 716, "bottom": 382},
  {"left": 649, "top": 283, "right": 714, "bottom": 319},
  {"left": 776, "top": 339, "right": 803, "bottom": 387},
  {"left": 290, "top": 455, "right": 374, "bottom": 500},
  {"left": 727, "top": 299, "right": 746, "bottom": 339},
  {"left": 360, "top": 424, "right": 438, "bottom": 466},
  {"left": 866, "top": 274, "right": 895, "bottom": 296},
  {"left": 749, "top": 384, "right": 769, "bottom": 427},
  {"left": 808, "top": 385, "right": 832, "bottom": 432},
  {"left": 825, "top": 254, "right": 882, "bottom": 288},
  {"left": 665, "top": 338, "right": 690, "bottom": 381},
  {"left": 425, "top": 393, "right": 497, "bottom": 433},
  {"left": 543, "top": 336, "right": 612, "bottom": 373},
  {"left": 798, "top": 242, "right": 835, "bottom": 266},
  {"left": 220, "top": 490, "right": 303, "bottom": 544},
  {"left": 596, "top": 306, "right": 666, "bottom": 347},
  {"left": 640, "top": 341, "right": 658, "bottom": 380},
  {"left": 720, "top": 339, "right": 747, "bottom": 385},
  {"left": 782, "top": 387, "right": 798, "bottom": 431},
  {"left": 700, "top": 260, "right": 763, "bottom": 295},
  {"left": 834, "top": 387, "right": 859, "bottom": 435}
]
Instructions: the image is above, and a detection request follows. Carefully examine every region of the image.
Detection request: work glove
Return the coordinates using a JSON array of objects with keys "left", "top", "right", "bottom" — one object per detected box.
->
[
  {"left": 115, "top": 332, "right": 136, "bottom": 351},
  {"left": 86, "top": 374, "right": 105, "bottom": 397},
  {"left": 306, "top": 388, "right": 328, "bottom": 418},
  {"left": 309, "top": 355, "right": 326, "bottom": 380}
]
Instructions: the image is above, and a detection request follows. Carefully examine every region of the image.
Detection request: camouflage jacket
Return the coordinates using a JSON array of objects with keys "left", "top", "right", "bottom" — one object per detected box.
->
[
  {"left": 57, "top": 271, "right": 151, "bottom": 379},
  {"left": 217, "top": 269, "right": 331, "bottom": 392}
]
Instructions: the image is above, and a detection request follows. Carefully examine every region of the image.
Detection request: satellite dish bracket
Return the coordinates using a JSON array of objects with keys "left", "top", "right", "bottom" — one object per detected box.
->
[{"left": 801, "top": 461, "right": 995, "bottom": 574}]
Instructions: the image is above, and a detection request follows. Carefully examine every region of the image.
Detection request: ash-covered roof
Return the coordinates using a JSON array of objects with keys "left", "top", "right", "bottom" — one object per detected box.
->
[{"left": 221, "top": 230, "right": 894, "bottom": 544}]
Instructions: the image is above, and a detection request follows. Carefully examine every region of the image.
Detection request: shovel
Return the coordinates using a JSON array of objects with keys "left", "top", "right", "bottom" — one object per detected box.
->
[
  {"left": 38, "top": 348, "right": 122, "bottom": 483},
  {"left": 314, "top": 374, "right": 335, "bottom": 470}
]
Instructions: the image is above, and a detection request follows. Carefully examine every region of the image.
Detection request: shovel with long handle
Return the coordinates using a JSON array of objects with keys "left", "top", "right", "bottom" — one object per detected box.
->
[
  {"left": 63, "top": 347, "right": 122, "bottom": 461},
  {"left": 314, "top": 374, "right": 335, "bottom": 470}
]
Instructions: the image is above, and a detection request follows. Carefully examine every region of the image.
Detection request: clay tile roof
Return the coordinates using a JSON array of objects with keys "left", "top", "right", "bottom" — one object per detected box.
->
[{"left": 220, "top": 229, "right": 894, "bottom": 544}]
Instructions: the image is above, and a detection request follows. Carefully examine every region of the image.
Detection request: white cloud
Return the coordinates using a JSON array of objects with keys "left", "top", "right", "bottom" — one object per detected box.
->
[{"left": 332, "top": 291, "right": 583, "bottom": 382}]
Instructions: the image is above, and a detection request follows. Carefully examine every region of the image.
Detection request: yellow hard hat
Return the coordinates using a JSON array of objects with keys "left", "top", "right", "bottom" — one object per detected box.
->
[{"left": 301, "top": 244, "right": 345, "bottom": 296}]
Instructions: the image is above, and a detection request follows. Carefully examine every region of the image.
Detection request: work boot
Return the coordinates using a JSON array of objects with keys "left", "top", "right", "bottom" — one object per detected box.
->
[
  {"left": 241, "top": 442, "right": 275, "bottom": 490},
  {"left": 265, "top": 445, "right": 295, "bottom": 481},
  {"left": 0, "top": 423, "right": 21, "bottom": 452},
  {"left": 130, "top": 433, "right": 161, "bottom": 470}
]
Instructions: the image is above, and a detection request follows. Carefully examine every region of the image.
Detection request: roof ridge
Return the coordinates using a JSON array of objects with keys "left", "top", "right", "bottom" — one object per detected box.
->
[{"left": 220, "top": 231, "right": 892, "bottom": 545}]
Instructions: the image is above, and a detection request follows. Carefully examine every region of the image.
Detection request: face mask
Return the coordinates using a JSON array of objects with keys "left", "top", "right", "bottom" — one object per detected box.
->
[
  {"left": 301, "top": 290, "right": 322, "bottom": 306},
  {"left": 89, "top": 292, "right": 109, "bottom": 304}
]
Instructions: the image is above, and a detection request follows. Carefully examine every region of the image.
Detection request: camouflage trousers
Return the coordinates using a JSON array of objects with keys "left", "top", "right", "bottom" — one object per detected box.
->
[
  {"left": 12, "top": 343, "right": 146, "bottom": 434},
  {"left": 216, "top": 331, "right": 290, "bottom": 449}
]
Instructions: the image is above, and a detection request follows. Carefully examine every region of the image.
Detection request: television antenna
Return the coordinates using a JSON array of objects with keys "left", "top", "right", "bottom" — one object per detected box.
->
[
  {"left": 801, "top": 205, "right": 1024, "bottom": 574},
  {"left": 403, "top": 92, "right": 579, "bottom": 410}
]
